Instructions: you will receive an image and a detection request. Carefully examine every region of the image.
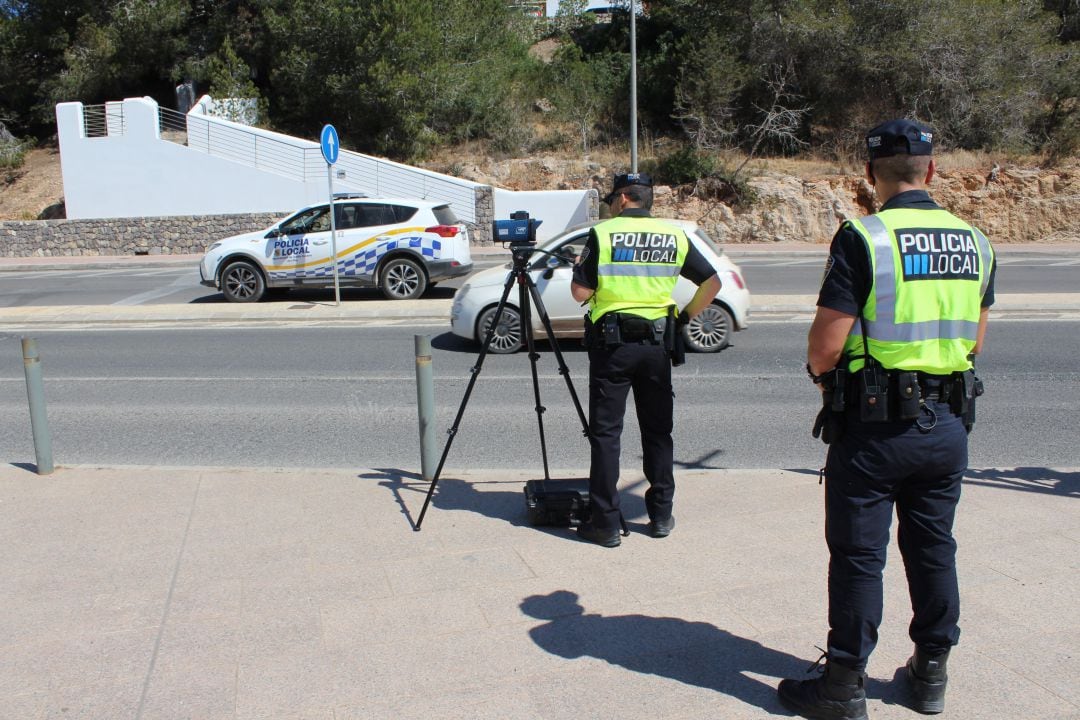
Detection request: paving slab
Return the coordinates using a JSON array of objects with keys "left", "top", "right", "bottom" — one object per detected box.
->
[{"left": 0, "top": 463, "right": 1077, "bottom": 719}]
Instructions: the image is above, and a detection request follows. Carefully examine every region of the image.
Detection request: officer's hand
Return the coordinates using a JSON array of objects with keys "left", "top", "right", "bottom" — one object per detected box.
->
[{"left": 677, "top": 310, "right": 690, "bottom": 327}]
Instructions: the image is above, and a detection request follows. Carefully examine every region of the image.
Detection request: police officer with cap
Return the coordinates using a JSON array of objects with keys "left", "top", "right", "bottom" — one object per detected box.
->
[
  {"left": 570, "top": 172, "right": 721, "bottom": 547},
  {"left": 778, "top": 120, "right": 996, "bottom": 719}
]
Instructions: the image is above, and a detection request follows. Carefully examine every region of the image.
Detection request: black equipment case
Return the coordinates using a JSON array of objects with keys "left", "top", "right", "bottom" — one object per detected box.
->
[{"left": 524, "top": 478, "right": 591, "bottom": 527}]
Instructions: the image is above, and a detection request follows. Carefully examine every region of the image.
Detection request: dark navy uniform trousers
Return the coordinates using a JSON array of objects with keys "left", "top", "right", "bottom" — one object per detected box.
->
[
  {"left": 825, "top": 396, "right": 966, "bottom": 671},
  {"left": 587, "top": 340, "right": 674, "bottom": 530}
]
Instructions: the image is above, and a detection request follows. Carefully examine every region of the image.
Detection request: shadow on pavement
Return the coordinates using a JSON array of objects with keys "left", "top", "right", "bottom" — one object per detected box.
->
[
  {"left": 429, "top": 332, "right": 478, "bottom": 353},
  {"left": 964, "top": 466, "right": 1080, "bottom": 497},
  {"left": 187, "top": 286, "right": 456, "bottom": 304},
  {"left": 429, "top": 332, "right": 586, "bottom": 355},
  {"left": 520, "top": 590, "right": 804, "bottom": 714},
  {"left": 364, "top": 468, "right": 535, "bottom": 531},
  {"left": 366, "top": 469, "right": 662, "bottom": 536},
  {"left": 676, "top": 448, "right": 728, "bottom": 471}
]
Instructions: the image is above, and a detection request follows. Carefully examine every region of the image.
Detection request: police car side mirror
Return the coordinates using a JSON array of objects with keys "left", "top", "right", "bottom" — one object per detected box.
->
[{"left": 265, "top": 228, "right": 281, "bottom": 239}]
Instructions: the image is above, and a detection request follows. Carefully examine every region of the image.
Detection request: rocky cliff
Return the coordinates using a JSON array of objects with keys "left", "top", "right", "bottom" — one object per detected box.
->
[
  {"left": 654, "top": 164, "right": 1080, "bottom": 245},
  {"left": 451, "top": 155, "right": 1080, "bottom": 245}
]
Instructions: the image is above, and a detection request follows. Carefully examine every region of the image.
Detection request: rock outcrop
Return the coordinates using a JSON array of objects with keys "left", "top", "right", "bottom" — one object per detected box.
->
[
  {"left": 440, "top": 154, "right": 1080, "bottom": 245},
  {"left": 653, "top": 164, "right": 1080, "bottom": 245}
]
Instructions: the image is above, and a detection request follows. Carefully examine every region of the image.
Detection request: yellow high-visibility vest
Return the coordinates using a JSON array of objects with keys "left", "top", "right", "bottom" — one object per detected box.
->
[
  {"left": 588, "top": 216, "right": 690, "bottom": 323},
  {"left": 843, "top": 208, "right": 994, "bottom": 374}
]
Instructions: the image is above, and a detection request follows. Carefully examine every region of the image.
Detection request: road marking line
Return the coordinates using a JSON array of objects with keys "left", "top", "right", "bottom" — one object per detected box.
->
[{"left": 112, "top": 271, "right": 202, "bottom": 306}]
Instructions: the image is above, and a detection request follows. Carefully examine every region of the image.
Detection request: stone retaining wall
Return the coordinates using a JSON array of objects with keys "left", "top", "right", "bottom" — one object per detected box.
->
[{"left": 0, "top": 213, "right": 286, "bottom": 257}]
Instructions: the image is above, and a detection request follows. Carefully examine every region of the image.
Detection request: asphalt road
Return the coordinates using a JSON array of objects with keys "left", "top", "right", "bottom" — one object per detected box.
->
[
  {"left": 1, "top": 320, "right": 1075, "bottom": 470},
  {"left": 0, "top": 249, "right": 1078, "bottom": 306}
]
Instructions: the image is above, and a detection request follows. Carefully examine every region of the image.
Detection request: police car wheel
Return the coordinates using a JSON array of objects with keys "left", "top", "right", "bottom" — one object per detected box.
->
[
  {"left": 379, "top": 257, "right": 428, "bottom": 300},
  {"left": 477, "top": 305, "right": 522, "bottom": 354},
  {"left": 220, "top": 260, "right": 266, "bottom": 303},
  {"left": 682, "top": 303, "right": 732, "bottom": 353}
]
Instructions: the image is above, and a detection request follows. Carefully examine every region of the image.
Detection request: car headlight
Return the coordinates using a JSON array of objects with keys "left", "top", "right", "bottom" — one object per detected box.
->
[{"left": 207, "top": 242, "right": 222, "bottom": 252}]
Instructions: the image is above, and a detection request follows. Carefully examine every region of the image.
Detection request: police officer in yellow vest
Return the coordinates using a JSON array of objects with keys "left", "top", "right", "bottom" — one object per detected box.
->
[
  {"left": 570, "top": 173, "right": 721, "bottom": 547},
  {"left": 778, "top": 120, "right": 996, "bottom": 720}
]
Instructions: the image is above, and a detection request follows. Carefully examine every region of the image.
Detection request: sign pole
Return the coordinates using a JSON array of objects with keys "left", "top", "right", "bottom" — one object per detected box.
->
[
  {"left": 320, "top": 124, "right": 342, "bottom": 306},
  {"left": 327, "top": 165, "right": 340, "bottom": 305}
]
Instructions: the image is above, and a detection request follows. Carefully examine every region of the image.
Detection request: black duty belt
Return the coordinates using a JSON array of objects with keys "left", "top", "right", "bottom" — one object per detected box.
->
[{"left": 596, "top": 312, "right": 666, "bottom": 345}]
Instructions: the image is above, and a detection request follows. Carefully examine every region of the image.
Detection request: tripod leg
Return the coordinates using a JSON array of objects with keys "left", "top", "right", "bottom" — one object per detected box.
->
[
  {"left": 518, "top": 272, "right": 553, "bottom": 481},
  {"left": 524, "top": 277, "right": 591, "bottom": 437},
  {"left": 415, "top": 268, "right": 519, "bottom": 530}
]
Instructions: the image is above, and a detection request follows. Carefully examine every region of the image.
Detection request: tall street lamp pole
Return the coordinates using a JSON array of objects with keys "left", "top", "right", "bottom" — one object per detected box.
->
[{"left": 629, "top": 0, "right": 638, "bottom": 172}]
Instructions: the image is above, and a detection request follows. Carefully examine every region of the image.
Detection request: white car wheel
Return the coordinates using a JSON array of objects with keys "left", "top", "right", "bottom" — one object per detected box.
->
[
  {"left": 683, "top": 303, "right": 733, "bottom": 353},
  {"left": 477, "top": 305, "right": 522, "bottom": 354}
]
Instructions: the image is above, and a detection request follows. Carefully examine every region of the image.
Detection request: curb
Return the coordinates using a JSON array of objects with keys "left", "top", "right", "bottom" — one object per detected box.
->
[{"left": 2, "top": 294, "right": 1079, "bottom": 329}]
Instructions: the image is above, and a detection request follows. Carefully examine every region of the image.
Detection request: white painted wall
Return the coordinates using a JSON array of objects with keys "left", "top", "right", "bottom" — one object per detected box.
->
[
  {"left": 57, "top": 98, "right": 322, "bottom": 219},
  {"left": 494, "top": 188, "right": 596, "bottom": 241},
  {"left": 55, "top": 96, "right": 595, "bottom": 238}
]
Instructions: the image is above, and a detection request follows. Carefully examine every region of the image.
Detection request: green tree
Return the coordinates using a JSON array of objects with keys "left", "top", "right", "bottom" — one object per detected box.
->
[
  {"left": 263, "top": 0, "right": 535, "bottom": 159},
  {"left": 45, "top": 0, "right": 189, "bottom": 113}
]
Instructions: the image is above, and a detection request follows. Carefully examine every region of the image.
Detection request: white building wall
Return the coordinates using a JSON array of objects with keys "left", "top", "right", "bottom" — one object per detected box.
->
[
  {"left": 57, "top": 98, "right": 322, "bottom": 219},
  {"left": 56, "top": 96, "right": 595, "bottom": 238},
  {"left": 494, "top": 188, "right": 596, "bottom": 241}
]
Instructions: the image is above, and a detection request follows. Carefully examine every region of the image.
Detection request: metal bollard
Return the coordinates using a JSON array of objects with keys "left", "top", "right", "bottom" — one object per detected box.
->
[
  {"left": 21, "top": 338, "right": 54, "bottom": 475},
  {"left": 414, "top": 335, "right": 436, "bottom": 480}
]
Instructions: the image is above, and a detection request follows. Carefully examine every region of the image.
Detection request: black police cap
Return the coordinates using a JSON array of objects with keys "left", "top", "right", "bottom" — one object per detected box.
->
[
  {"left": 604, "top": 172, "right": 653, "bottom": 205},
  {"left": 866, "top": 119, "right": 935, "bottom": 161}
]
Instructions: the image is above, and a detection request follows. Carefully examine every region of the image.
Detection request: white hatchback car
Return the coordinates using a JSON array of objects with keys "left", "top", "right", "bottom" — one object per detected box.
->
[
  {"left": 450, "top": 220, "right": 750, "bottom": 353},
  {"left": 200, "top": 196, "right": 472, "bottom": 302}
]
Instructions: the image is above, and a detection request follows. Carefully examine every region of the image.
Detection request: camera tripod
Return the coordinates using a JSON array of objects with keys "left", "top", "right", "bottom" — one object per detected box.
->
[{"left": 415, "top": 243, "right": 597, "bottom": 530}]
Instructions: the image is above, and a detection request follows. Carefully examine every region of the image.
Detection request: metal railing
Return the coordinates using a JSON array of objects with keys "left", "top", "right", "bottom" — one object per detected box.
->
[
  {"left": 157, "top": 105, "right": 479, "bottom": 221},
  {"left": 82, "top": 103, "right": 126, "bottom": 138}
]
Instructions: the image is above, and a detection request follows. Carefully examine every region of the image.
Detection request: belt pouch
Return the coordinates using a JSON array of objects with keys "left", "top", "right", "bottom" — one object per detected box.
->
[
  {"left": 896, "top": 371, "right": 921, "bottom": 419},
  {"left": 666, "top": 307, "right": 685, "bottom": 367},
  {"left": 951, "top": 370, "right": 972, "bottom": 416},
  {"left": 663, "top": 307, "right": 676, "bottom": 351},
  {"left": 602, "top": 313, "right": 622, "bottom": 346},
  {"left": 859, "top": 364, "right": 889, "bottom": 422},
  {"left": 651, "top": 318, "right": 666, "bottom": 344},
  {"left": 619, "top": 315, "right": 652, "bottom": 342}
]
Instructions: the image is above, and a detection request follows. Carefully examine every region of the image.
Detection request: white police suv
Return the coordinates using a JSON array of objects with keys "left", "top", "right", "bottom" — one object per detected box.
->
[{"left": 200, "top": 196, "right": 472, "bottom": 302}]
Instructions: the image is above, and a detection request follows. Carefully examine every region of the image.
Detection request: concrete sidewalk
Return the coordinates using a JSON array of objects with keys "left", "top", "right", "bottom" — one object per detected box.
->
[
  {"left": 1, "top": 463, "right": 1076, "bottom": 719},
  {"left": 0, "top": 293, "right": 1078, "bottom": 331}
]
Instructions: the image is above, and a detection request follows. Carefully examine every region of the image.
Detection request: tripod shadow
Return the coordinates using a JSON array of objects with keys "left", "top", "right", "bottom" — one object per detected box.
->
[
  {"left": 364, "top": 468, "right": 534, "bottom": 530},
  {"left": 675, "top": 448, "right": 727, "bottom": 471},
  {"left": 963, "top": 466, "right": 1080, "bottom": 497},
  {"left": 520, "top": 590, "right": 803, "bottom": 713}
]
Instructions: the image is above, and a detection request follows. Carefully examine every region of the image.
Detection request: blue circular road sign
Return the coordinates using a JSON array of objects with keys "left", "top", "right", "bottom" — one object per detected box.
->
[{"left": 320, "top": 124, "right": 340, "bottom": 165}]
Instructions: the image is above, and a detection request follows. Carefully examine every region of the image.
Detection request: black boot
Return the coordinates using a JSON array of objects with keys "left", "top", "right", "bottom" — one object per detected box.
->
[
  {"left": 905, "top": 647, "right": 949, "bottom": 714},
  {"left": 777, "top": 654, "right": 869, "bottom": 720}
]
